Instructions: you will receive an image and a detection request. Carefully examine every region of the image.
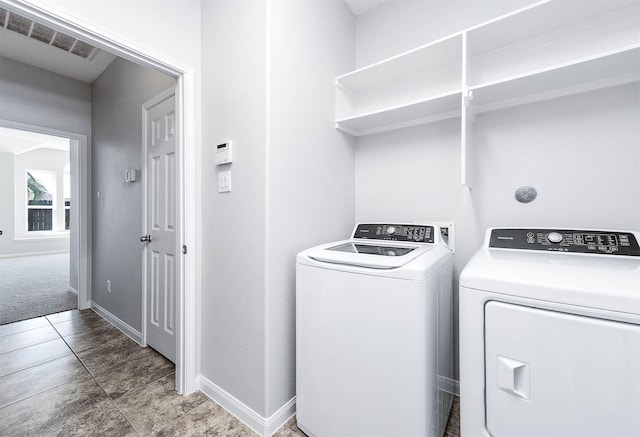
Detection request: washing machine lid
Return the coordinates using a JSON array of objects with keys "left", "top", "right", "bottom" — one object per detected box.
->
[
  {"left": 298, "top": 223, "right": 452, "bottom": 273},
  {"left": 327, "top": 242, "right": 417, "bottom": 257},
  {"left": 307, "top": 240, "right": 434, "bottom": 269}
]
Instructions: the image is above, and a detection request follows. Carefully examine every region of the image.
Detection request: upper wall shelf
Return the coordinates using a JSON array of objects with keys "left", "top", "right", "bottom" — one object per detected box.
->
[
  {"left": 466, "top": 1, "right": 635, "bottom": 59},
  {"left": 335, "top": 34, "right": 462, "bottom": 136},
  {"left": 336, "top": 91, "right": 461, "bottom": 137},
  {"left": 467, "top": 1, "right": 640, "bottom": 89},
  {"left": 335, "top": 0, "right": 640, "bottom": 186},
  {"left": 470, "top": 45, "right": 640, "bottom": 113}
]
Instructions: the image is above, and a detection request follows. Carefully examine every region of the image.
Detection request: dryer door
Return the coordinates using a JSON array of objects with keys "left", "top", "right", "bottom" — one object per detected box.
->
[{"left": 485, "top": 301, "right": 640, "bottom": 437}]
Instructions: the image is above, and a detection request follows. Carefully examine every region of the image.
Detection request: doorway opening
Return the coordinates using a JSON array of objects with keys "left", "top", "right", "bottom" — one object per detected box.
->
[
  {"left": 0, "top": 122, "right": 90, "bottom": 325},
  {"left": 0, "top": 1, "right": 198, "bottom": 395},
  {"left": 0, "top": 126, "right": 74, "bottom": 323}
]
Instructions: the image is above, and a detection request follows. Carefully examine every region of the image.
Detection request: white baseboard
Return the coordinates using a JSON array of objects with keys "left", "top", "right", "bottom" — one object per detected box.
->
[
  {"left": 0, "top": 250, "right": 70, "bottom": 259},
  {"left": 199, "top": 375, "right": 296, "bottom": 437},
  {"left": 91, "top": 302, "right": 142, "bottom": 344}
]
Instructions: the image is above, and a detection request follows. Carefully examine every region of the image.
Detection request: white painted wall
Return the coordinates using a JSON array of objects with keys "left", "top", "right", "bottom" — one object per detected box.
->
[
  {"left": 0, "top": 153, "right": 15, "bottom": 252},
  {"left": 267, "top": 0, "right": 355, "bottom": 415},
  {"left": 354, "top": 0, "right": 640, "bottom": 378},
  {"left": 91, "top": 57, "right": 174, "bottom": 332},
  {"left": 200, "top": 0, "right": 268, "bottom": 417},
  {"left": 18, "top": 0, "right": 202, "bottom": 71},
  {"left": 201, "top": 0, "right": 355, "bottom": 424},
  {"left": 355, "top": 0, "right": 536, "bottom": 67}
]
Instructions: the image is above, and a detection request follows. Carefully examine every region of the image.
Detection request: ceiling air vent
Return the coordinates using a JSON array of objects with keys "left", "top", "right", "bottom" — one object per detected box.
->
[{"left": 0, "top": 8, "right": 98, "bottom": 60}]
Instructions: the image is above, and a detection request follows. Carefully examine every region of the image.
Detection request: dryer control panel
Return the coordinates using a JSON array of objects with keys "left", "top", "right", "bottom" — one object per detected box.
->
[
  {"left": 353, "top": 224, "right": 434, "bottom": 243},
  {"left": 489, "top": 228, "right": 640, "bottom": 256}
]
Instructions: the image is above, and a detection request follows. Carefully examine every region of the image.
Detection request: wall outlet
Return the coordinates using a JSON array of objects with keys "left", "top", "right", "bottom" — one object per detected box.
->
[{"left": 106, "top": 279, "right": 111, "bottom": 293}]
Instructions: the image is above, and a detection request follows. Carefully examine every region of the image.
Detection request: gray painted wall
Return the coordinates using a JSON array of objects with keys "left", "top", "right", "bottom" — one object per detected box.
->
[
  {"left": 200, "top": 0, "right": 355, "bottom": 418},
  {"left": 0, "top": 56, "right": 91, "bottom": 134},
  {"left": 0, "top": 56, "right": 89, "bottom": 287},
  {"left": 91, "top": 57, "right": 174, "bottom": 331},
  {"left": 353, "top": 1, "right": 640, "bottom": 377}
]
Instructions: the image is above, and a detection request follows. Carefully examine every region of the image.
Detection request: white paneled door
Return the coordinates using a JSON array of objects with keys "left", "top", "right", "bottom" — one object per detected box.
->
[{"left": 142, "top": 90, "right": 177, "bottom": 363}]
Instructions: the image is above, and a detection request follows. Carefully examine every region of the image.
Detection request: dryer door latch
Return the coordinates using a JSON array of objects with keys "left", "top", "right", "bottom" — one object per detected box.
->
[{"left": 496, "top": 355, "right": 530, "bottom": 400}]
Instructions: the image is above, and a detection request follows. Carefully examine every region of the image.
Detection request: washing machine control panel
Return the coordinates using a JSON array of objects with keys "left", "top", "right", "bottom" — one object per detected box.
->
[
  {"left": 489, "top": 228, "right": 640, "bottom": 256},
  {"left": 353, "top": 224, "right": 434, "bottom": 243}
]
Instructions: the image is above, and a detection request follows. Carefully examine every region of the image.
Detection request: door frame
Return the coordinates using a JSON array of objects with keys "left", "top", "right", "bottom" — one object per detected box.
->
[
  {"left": 141, "top": 87, "right": 177, "bottom": 354},
  {"left": 0, "top": 119, "right": 90, "bottom": 310},
  {"left": 2, "top": 0, "right": 199, "bottom": 395}
]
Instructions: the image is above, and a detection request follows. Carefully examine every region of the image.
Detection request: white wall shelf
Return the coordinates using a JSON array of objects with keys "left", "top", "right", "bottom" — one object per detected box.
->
[
  {"left": 335, "top": 34, "right": 463, "bottom": 135},
  {"left": 471, "top": 45, "right": 640, "bottom": 114},
  {"left": 336, "top": 92, "right": 461, "bottom": 137},
  {"left": 467, "top": 2, "right": 640, "bottom": 87},
  {"left": 335, "top": 0, "right": 640, "bottom": 187}
]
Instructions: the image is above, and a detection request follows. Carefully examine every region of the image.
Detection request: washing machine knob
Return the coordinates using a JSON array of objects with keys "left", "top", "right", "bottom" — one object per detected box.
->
[
  {"left": 547, "top": 232, "right": 563, "bottom": 243},
  {"left": 386, "top": 226, "right": 396, "bottom": 235}
]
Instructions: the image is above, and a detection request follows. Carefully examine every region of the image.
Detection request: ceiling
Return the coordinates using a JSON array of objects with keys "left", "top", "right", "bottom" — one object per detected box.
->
[
  {"left": 344, "top": 0, "right": 389, "bottom": 15},
  {"left": 0, "top": 126, "right": 70, "bottom": 155},
  {"left": 0, "top": 1, "right": 389, "bottom": 86}
]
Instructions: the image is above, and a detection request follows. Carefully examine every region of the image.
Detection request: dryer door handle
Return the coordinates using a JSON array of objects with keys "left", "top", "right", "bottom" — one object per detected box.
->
[{"left": 496, "top": 355, "right": 530, "bottom": 400}]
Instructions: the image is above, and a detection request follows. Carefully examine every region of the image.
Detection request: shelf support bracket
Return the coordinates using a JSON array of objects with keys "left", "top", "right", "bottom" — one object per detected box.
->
[{"left": 463, "top": 88, "right": 475, "bottom": 123}]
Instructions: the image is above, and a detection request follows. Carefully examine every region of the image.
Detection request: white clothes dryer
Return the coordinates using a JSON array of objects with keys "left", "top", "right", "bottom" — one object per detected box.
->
[
  {"left": 296, "top": 223, "right": 455, "bottom": 437},
  {"left": 460, "top": 228, "right": 640, "bottom": 437}
]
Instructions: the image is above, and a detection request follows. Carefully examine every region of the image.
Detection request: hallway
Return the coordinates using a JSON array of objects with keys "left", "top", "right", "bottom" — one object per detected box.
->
[{"left": 0, "top": 309, "right": 304, "bottom": 436}]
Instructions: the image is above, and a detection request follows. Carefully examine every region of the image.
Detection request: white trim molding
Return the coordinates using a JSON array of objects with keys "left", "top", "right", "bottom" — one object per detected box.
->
[
  {"left": 91, "top": 301, "right": 143, "bottom": 345},
  {"left": 199, "top": 376, "right": 296, "bottom": 437}
]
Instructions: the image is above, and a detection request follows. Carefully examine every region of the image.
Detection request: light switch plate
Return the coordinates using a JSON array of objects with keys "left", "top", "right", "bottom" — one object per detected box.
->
[{"left": 218, "top": 171, "right": 231, "bottom": 193}]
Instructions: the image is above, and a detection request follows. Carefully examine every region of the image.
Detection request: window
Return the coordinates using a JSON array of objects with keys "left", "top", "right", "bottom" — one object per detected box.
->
[{"left": 26, "top": 170, "right": 56, "bottom": 232}]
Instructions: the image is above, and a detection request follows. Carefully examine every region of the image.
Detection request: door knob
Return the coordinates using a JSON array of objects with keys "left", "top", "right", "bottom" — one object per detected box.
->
[{"left": 140, "top": 234, "right": 152, "bottom": 243}]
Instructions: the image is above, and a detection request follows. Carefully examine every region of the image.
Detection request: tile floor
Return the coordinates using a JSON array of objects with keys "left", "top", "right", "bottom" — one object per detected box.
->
[{"left": 0, "top": 309, "right": 461, "bottom": 436}]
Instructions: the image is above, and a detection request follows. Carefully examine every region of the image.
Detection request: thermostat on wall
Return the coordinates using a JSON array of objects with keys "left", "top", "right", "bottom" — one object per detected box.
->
[{"left": 214, "top": 141, "right": 233, "bottom": 165}]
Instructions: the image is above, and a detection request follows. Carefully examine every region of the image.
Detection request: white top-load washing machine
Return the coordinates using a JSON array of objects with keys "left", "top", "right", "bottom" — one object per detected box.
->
[
  {"left": 296, "top": 223, "right": 455, "bottom": 437},
  {"left": 460, "top": 228, "right": 640, "bottom": 437}
]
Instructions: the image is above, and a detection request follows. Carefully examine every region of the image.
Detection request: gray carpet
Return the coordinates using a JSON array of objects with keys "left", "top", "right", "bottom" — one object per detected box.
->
[{"left": 0, "top": 253, "right": 77, "bottom": 325}]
